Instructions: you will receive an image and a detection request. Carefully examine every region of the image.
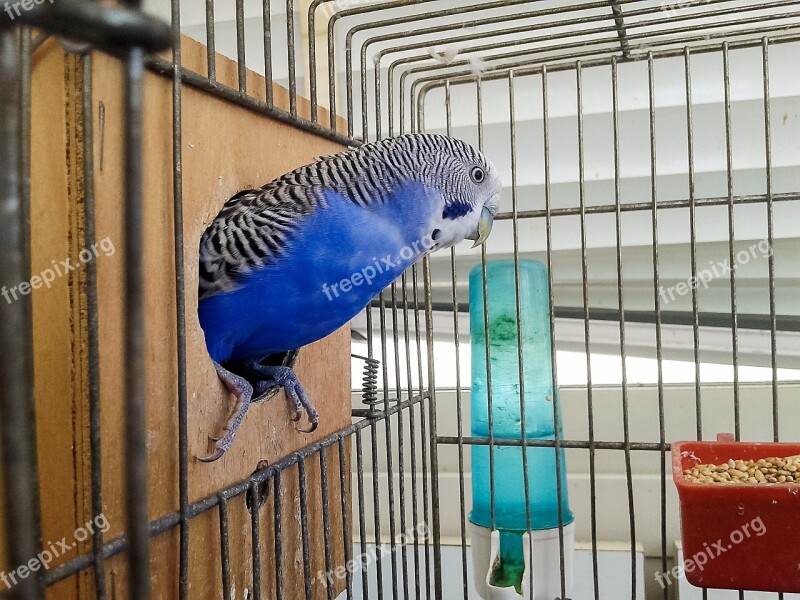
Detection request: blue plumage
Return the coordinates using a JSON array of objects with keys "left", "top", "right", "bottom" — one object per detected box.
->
[
  {"left": 196, "top": 133, "right": 502, "bottom": 461},
  {"left": 199, "top": 182, "right": 430, "bottom": 362}
]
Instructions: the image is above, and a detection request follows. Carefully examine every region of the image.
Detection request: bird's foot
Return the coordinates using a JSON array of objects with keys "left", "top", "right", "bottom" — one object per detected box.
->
[
  {"left": 245, "top": 363, "right": 319, "bottom": 433},
  {"left": 197, "top": 362, "right": 254, "bottom": 463}
]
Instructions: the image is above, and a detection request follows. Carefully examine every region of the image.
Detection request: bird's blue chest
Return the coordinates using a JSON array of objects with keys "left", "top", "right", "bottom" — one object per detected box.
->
[{"left": 199, "top": 184, "right": 434, "bottom": 362}]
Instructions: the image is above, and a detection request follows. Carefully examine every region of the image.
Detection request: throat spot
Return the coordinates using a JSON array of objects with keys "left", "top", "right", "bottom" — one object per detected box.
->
[{"left": 442, "top": 200, "right": 472, "bottom": 220}]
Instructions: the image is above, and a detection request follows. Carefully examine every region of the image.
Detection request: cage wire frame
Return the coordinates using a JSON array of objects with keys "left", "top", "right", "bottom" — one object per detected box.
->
[{"left": 0, "top": 0, "right": 798, "bottom": 599}]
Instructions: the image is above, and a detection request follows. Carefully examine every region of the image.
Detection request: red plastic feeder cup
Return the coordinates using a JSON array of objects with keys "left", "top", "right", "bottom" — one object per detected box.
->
[{"left": 672, "top": 433, "right": 800, "bottom": 593}]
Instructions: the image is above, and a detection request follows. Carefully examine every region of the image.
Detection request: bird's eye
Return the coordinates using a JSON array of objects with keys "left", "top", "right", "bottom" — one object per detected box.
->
[{"left": 470, "top": 167, "right": 486, "bottom": 183}]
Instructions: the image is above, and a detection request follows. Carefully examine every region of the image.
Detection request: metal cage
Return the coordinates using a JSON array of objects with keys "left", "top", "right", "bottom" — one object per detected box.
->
[{"left": 1, "top": 1, "right": 798, "bottom": 599}]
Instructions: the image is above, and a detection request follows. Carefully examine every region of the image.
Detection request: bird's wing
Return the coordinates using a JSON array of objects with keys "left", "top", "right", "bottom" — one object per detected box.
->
[
  {"left": 198, "top": 136, "right": 440, "bottom": 301},
  {"left": 198, "top": 182, "right": 321, "bottom": 300}
]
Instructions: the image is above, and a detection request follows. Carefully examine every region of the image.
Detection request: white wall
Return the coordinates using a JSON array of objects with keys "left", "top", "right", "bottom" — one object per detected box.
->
[{"left": 352, "top": 383, "right": 800, "bottom": 598}]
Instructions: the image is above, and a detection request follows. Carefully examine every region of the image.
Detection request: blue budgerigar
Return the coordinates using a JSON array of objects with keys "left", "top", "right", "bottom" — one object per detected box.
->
[{"left": 197, "top": 133, "right": 501, "bottom": 461}]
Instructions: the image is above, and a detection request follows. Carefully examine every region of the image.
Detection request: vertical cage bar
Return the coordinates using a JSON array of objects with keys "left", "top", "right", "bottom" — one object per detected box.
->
[
  {"left": 123, "top": 43, "right": 152, "bottom": 600},
  {"left": 410, "top": 264, "right": 432, "bottom": 598},
  {"left": 82, "top": 50, "right": 107, "bottom": 600},
  {"left": 18, "top": 29, "right": 30, "bottom": 257},
  {"left": 721, "top": 43, "right": 741, "bottom": 439},
  {"left": 286, "top": 0, "right": 298, "bottom": 117},
  {"left": 274, "top": 471, "right": 284, "bottom": 600},
  {"left": 250, "top": 478, "right": 262, "bottom": 600},
  {"left": 474, "top": 69, "right": 499, "bottom": 597},
  {"left": 0, "top": 26, "right": 44, "bottom": 600},
  {"left": 380, "top": 284, "right": 402, "bottom": 600},
  {"left": 299, "top": 458, "right": 313, "bottom": 600},
  {"left": 338, "top": 437, "right": 353, "bottom": 600},
  {"left": 370, "top": 420, "right": 385, "bottom": 600},
  {"left": 415, "top": 81, "right": 437, "bottom": 599},
  {"left": 218, "top": 495, "right": 232, "bottom": 600},
  {"left": 540, "top": 63, "right": 571, "bottom": 600},
  {"left": 762, "top": 37, "right": 779, "bottom": 442},
  {"left": 374, "top": 57, "right": 383, "bottom": 142},
  {"left": 354, "top": 429, "right": 370, "bottom": 600},
  {"left": 319, "top": 449, "right": 334, "bottom": 600},
  {"left": 400, "top": 274, "right": 422, "bottom": 600},
  {"left": 444, "top": 78, "right": 469, "bottom": 600},
  {"left": 575, "top": 61, "right": 598, "bottom": 600},
  {"left": 205, "top": 0, "right": 216, "bottom": 81},
  {"left": 327, "top": 14, "right": 337, "bottom": 132},
  {"left": 389, "top": 281, "right": 410, "bottom": 600},
  {"left": 475, "top": 78, "right": 497, "bottom": 538},
  {"left": 422, "top": 254, "right": 443, "bottom": 600},
  {"left": 646, "top": 53, "right": 668, "bottom": 600},
  {"left": 507, "top": 70, "right": 535, "bottom": 598},
  {"left": 610, "top": 56, "right": 636, "bottom": 600},
  {"left": 263, "top": 0, "right": 274, "bottom": 106},
  {"left": 550, "top": 74, "right": 570, "bottom": 600},
  {"left": 308, "top": 2, "right": 318, "bottom": 123},
  {"left": 387, "top": 64, "right": 394, "bottom": 139},
  {"left": 361, "top": 45, "right": 370, "bottom": 141},
  {"left": 235, "top": 0, "right": 247, "bottom": 94},
  {"left": 377, "top": 285, "right": 398, "bottom": 600},
  {"left": 399, "top": 71, "right": 406, "bottom": 136},
  {"left": 684, "top": 47, "right": 703, "bottom": 441},
  {"left": 170, "top": 0, "right": 190, "bottom": 596}
]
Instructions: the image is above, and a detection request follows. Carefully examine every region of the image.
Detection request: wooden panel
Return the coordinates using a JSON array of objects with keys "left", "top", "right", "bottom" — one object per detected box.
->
[
  {"left": 15, "top": 34, "right": 352, "bottom": 600},
  {"left": 29, "top": 41, "right": 92, "bottom": 600},
  {"left": 173, "top": 36, "right": 347, "bottom": 134}
]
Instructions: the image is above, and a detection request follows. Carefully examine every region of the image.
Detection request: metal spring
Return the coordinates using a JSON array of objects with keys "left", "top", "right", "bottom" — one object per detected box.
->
[{"left": 351, "top": 354, "right": 380, "bottom": 408}]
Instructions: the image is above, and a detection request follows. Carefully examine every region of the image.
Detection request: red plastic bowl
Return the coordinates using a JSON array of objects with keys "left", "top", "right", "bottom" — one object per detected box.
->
[{"left": 672, "top": 434, "right": 800, "bottom": 593}]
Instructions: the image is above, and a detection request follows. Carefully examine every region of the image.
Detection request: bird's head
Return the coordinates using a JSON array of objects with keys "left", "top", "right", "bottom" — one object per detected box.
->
[{"left": 414, "top": 135, "right": 502, "bottom": 251}]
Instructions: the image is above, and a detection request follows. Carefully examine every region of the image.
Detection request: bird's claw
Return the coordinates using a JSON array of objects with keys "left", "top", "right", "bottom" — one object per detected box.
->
[
  {"left": 295, "top": 420, "right": 318, "bottom": 434},
  {"left": 291, "top": 390, "right": 319, "bottom": 433},
  {"left": 200, "top": 361, "right": 320, "bottom": 464},
  {"left": 196, "top": 450, "right": 225, "bottom": 463},
  {"left": 286, "top": 383, "right": 320, "bottom": 434},
  {"left": 241, "top": 363, "right": 321, "bottom": 436},
  {"left": 196, "top": 438, "right": 228, "bottom": 463},
  {"left": 198, "top": 363, "right": 254, "bottom": 463}
]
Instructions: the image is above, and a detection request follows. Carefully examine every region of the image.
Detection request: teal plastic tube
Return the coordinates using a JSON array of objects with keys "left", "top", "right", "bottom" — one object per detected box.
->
[{"left": 469, "top": 260, "right": 573, "bottom": 588}]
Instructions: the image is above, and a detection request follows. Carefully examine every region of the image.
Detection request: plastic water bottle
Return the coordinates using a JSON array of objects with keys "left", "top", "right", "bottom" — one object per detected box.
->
[{"left": 469, "top": 259, "right": 573, "bottom": 592}]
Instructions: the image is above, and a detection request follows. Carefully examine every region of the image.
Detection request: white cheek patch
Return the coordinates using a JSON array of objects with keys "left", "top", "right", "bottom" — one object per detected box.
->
[{"left": 424, "top": 208, "right": 480, "bottom": 252}]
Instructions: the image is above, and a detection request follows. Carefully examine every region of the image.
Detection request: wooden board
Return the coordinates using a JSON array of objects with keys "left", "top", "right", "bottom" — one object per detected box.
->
[{"left": 10, "top": 35, "right": 352, "bottom": 600}]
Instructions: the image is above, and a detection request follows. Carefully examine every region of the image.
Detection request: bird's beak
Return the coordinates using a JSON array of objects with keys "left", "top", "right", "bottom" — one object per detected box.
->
[{"left": 469, "top": 206, "right": 494, "bottom": 248}]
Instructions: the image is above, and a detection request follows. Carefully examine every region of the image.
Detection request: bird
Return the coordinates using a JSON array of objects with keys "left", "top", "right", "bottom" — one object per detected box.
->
[{"left": 197, "top": 133, "right": 502, "bottom": 462}]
